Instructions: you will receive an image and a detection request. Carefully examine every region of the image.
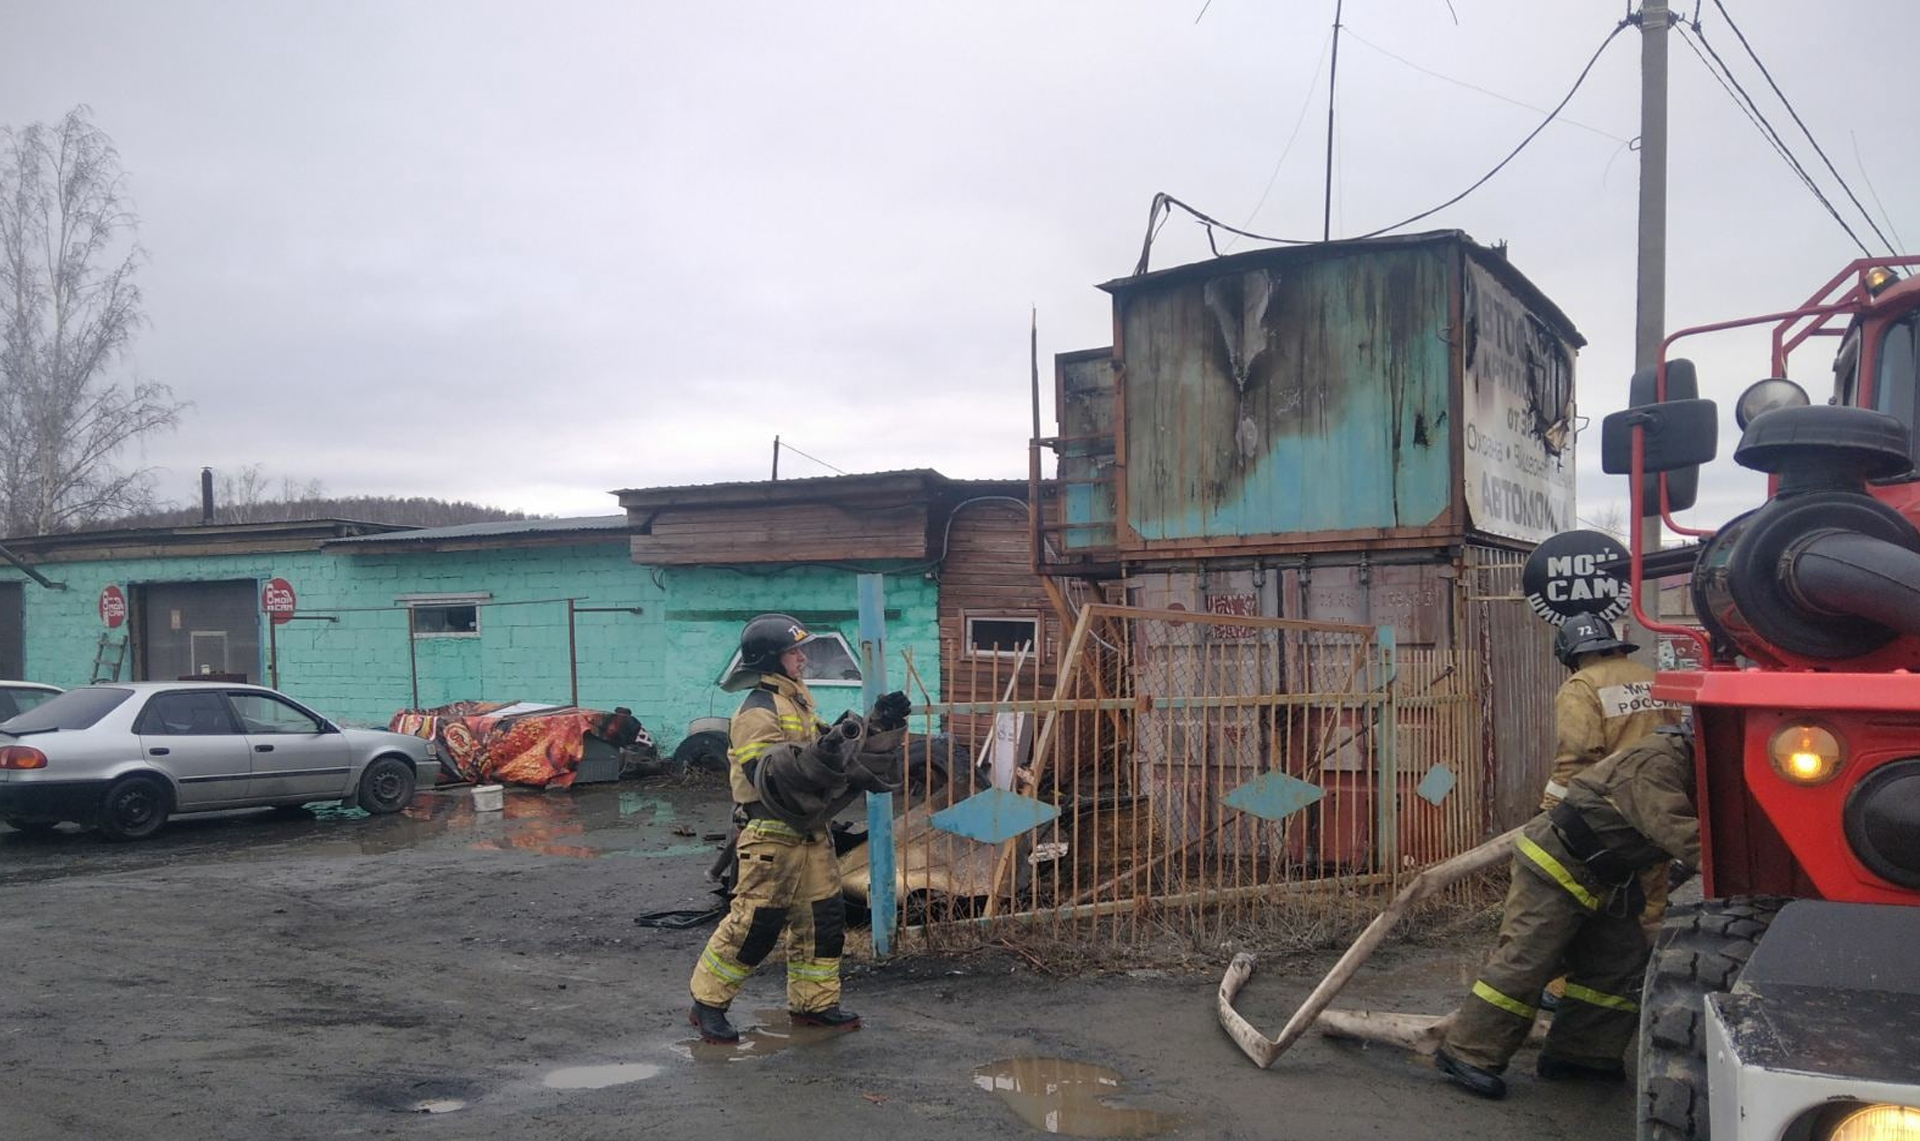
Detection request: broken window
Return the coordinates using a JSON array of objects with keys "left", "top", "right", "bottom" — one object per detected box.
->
[{"left": 966, "top": 613, "right": 1041, "bottom": 659}]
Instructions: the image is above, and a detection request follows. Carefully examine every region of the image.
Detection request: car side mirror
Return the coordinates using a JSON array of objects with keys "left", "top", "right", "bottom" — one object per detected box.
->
[{"left": 1602, "top": 398, "right": 1719, "bottom": 485}]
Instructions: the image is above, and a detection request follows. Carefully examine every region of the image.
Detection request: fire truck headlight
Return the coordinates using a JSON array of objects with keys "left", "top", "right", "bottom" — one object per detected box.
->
[
  {"left": 1825, "top": 1103, "right": 1920, "bottom": 1141},
  {"left": 1844, "top": 758, "right": 1920, "bottom": 889},
  {"left": 1734, "top": 377, "right": 1811, "bottom": 430},
  {"left": 1768, "top": 723, "right": 1844, "bottom": 785}
]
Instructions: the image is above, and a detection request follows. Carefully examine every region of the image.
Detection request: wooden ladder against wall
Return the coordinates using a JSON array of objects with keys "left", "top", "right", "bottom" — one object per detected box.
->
[{"left": 92, "top": 632, "right": 128, "bottom": 682}]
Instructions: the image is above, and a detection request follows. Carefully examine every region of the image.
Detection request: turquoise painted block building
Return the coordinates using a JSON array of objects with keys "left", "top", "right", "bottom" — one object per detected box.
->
[{"left": 0, "top": 472, "right": 1046, "bottom": 753}]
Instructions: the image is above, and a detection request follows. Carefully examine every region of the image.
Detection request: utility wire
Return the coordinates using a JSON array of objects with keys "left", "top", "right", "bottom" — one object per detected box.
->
[
  {"left": 1135, "top": 16, "right": 1631, "bottom": 271},
  {"left": 1341, "top": 27, "right": 1630, "bottom": 143},
  {"left": 1706, "top": 0, "right": 1897, "bottom": 256},
  {"left": 1850, "top": 130, "right": 1907, "bottom": 253},
  {"left": 1675, "top": 20, "right": 1874, "bottom": 258},
  {"left": 1225, "top": 27, "right": 1334, "bottom": 252},
  {"left": 1672, "top": 24, "right": 1806, "bottom": 192},
  {"left": 776, "top": 440, "right": 847, "bottom": 476}
]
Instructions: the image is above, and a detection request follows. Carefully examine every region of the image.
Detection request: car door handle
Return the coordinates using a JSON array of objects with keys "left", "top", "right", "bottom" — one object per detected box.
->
[
  {"left": 148, "top": 747, "right": 170, "bottom": 756},
  {"left": 254, "top": 744, "right": 275, "bottom": 753}
]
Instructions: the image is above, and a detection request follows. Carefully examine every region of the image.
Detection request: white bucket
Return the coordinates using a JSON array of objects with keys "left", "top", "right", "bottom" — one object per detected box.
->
[{"left": 471, "top": 784, "right": 505, "bottom": 812}]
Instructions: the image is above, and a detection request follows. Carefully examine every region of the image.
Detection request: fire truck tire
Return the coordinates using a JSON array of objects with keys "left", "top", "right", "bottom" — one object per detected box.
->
[{"left": 1636, "top": 895, "right": 1789, "bottom": 1141}]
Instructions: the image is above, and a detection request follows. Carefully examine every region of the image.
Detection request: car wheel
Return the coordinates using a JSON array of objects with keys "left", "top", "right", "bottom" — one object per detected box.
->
[
  {"left": 3, "top": 818, "right": 59, "bottom": 836},
  {"left": 357, "top": 756, "right": 416, "bottom": 815},
  {"left": 98, "top": 774, "right": 172, "bottom": 841}
]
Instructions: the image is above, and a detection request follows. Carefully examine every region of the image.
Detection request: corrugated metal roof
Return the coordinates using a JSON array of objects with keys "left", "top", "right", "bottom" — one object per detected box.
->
[
  {"left": 325, "top": 515, "right": 632, "bottom": 546},
  {"left": 611, "top": 468, "right": 947, "bottom": 499},
  {"left": 1101, "top": 229, "right": 1583, "bottom": 348}
]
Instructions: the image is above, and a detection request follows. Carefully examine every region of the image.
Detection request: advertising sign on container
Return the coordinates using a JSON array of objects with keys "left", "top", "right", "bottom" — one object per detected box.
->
[
  {"left": 1463, "top": 261, "right": 1578, "bottom": 544},
  {"left": 262, "top": 577, "right": 298, "bottom": 625},
  {"left": 99, "top": 584, "right": 127, "bottom": 628},
  {"left": 1206, "top": 591, "right": 1260, "bottom": 641}
]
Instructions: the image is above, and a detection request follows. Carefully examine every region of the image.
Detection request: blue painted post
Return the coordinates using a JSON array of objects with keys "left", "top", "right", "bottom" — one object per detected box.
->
[
  {"left": 857, "top": 574, "right": 897, "bottom": 957},
  {"left": 1375, "top": 625, "right": 1400, "bottom": 882}
]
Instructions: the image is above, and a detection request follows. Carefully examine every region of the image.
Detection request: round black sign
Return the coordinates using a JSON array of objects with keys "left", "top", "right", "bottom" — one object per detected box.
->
[{"left": 1522, "top": 530, "right": 1632, "bottom": 624}]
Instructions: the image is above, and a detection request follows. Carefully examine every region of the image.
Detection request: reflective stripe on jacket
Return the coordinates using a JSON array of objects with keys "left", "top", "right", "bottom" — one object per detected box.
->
[{"left": 727, "top": 673, "right": 827, "bottom": 805}]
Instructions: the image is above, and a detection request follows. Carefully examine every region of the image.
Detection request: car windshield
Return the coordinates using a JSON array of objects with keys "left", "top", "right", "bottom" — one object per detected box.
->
[{"left": 1, "top": 686, "right": 135, "bottom": 733}]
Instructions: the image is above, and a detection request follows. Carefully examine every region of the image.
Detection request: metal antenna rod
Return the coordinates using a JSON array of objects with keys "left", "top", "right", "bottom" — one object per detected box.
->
[{"left": 1323, "top": 0, "right": 1345, "bottom": 241}]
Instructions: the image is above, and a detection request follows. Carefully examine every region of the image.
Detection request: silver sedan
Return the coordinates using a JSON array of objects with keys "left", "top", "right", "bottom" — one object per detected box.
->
[{"left": 0, "top": 682, "right": 439, "bottom": 840}]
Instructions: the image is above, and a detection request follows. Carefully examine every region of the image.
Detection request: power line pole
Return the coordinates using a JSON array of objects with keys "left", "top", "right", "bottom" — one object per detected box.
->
[
  {"left": 1323, "top": 0, "right": 1345, "bottom": 242},
  {"left": 772, "top": 435, "right": 781, "bottom": 481},
  {"left": 1632, "top": 0, "right": 1670, "bottom": 665}
]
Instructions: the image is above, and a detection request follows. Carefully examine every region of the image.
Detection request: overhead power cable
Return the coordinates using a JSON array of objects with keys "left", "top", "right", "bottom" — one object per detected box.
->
[
  {"left": 1225, "top": 26, "right": 1334, "bottom": 252},
  {"left": 1706, "top": 0, "right": 1897, "bottom": 256},
  {"left": 1135, "top": 16, "right": 1631, "bottom": 273},
  {"left": 1340, "top": 27, "right": 1630, "bottom": 144},
  {"left": 1674, "top": 20, "right": 1874, "bottom": 258}
]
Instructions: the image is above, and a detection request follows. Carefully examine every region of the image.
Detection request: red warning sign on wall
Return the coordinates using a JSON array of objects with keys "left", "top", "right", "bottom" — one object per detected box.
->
[
  {"left": 262, "top": 577, "right": 298, "bottom": 625},
  {"left": 99, "top": 584, "right": 127, "bottom": 628}
]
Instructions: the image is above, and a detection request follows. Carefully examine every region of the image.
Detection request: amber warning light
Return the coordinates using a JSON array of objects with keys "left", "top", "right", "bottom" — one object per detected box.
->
[{"left": 1768, "top": 724, "right": 1844, "bottom": 786}]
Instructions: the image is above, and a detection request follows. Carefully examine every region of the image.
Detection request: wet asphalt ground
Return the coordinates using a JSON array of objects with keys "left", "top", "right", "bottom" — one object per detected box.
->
[{"left": 0, "top": 780, "right": 1631, "bottom": 1141}]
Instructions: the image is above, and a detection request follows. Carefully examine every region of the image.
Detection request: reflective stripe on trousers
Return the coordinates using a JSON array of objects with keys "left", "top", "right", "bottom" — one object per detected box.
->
[{"left": 1517, "top": 834, "right": 1600, "bottom": 910}]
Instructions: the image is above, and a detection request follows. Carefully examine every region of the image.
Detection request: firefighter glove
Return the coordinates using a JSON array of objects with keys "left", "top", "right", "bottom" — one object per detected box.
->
[{"left": 870, "top": 691, "right": 912, "bottom": 731}]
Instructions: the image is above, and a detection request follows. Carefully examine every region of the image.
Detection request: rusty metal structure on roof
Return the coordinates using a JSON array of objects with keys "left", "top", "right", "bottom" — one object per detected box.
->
[{"left": 1029, "top": 232, "right": 1584, "bottom": 840}]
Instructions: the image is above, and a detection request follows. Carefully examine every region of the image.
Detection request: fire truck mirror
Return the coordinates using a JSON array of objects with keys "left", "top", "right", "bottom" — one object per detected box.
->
[
  {"left": 1628, "top": 358, "right": 1700, "bottom": 406},
  {"left": 1602, "top": 397, "right": 1717, "bottom": 479}
]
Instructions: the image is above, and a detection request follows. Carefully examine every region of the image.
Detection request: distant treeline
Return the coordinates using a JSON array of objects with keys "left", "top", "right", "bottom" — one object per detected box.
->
[{"left": 95, "top": 495, "right": 536, "bottom": 530}]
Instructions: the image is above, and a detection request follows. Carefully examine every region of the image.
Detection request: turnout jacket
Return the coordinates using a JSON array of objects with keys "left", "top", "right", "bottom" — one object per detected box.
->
[
  {"left": 1519, "top": 729, "right": 1700, "bottom": 904},
  {"left": 727, "top": 673, "right": 828, "bottom": 806},
  {"left": 1545, "top": 654, "right": 1678, "bottom": 806}
]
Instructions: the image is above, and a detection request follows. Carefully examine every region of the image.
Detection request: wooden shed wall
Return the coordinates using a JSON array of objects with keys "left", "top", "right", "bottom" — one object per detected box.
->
[
  {"left": 628, "top": 501, "right": 931, "bottom": 565},
  {"left": 935, "top": 499, "right": 1057, "bottom": 743}
]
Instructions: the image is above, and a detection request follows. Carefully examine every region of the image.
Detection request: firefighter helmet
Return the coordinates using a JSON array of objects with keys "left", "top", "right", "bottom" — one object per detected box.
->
[
  {"left": 1554, "top": 613, "right": 1638, "bottom": 669},
  {"left": 720, "top": 613, "right": 820, "bottom": 691}
]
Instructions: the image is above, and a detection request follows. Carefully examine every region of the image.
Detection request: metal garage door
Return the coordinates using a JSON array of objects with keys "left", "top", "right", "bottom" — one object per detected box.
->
[{"left": 135, "top": 580, "right": 260, "bottom": 683}]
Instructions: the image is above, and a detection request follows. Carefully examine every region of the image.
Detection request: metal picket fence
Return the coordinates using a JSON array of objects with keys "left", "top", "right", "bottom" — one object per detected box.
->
[{"left": 853, "top": 603, "right": 1486, "bottom": 958}]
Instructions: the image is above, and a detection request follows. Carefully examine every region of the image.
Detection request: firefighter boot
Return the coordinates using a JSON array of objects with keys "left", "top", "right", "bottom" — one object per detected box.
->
[
  {"left": 689, "top": 1001, "right": 741, "bottom": 1044},
  {"left": 791, "top": 1006, "right": 861, "bottom": 1031},
  {"left": 1434, "top": 1049, "right": 1508, "bottom": 1100}
]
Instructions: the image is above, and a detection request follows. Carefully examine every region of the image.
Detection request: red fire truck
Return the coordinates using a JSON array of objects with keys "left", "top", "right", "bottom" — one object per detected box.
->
[{"left": 1602, "top": 258, "right": 1920, "bottom": 1141}]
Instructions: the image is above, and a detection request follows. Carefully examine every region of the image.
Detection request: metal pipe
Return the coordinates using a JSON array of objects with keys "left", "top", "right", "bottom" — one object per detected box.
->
[
  {"left": 567, "top": 597, "right": 579, "bottom": 707},
  {"left": 407, "top": 608, "right": 419, "bottom": 709}
]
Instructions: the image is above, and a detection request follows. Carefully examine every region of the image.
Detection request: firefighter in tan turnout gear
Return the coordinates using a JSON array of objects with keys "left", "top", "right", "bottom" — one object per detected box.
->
[
  {"left": 1541, "top": 614, "right": 1677, "bottom": 809},
  {"left": 1434, "top": 725, "right": 1700, "bottom": 1100},
  {"left": 688, "top": 614, "right": 910, "bottom": 1045},
  {"left": 1539, "top": 615, "right": 1680, "bottom": 1009}
]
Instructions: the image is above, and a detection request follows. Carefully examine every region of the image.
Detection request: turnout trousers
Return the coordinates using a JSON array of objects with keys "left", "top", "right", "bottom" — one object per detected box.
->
[
  {"left": 1441, "top": 841, "right": 1650, "bottom": 1072},
  {"left": 690, "top": 819, "right": 846, "bottom": 1013}
]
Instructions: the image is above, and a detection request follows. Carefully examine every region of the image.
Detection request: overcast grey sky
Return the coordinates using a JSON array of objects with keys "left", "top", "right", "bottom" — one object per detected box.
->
[{"left": 2, "top": 2, "right": 1911, "bottom": 525}]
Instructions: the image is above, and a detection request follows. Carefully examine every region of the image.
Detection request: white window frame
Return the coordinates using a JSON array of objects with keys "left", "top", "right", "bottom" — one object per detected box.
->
[
  {"left": 963, "top": 611, "right": 1043, "bottom": 661},
  {"left": 717, "top": 630, "right": 866, "bottom": 689},
  {"left": 398, "top": 592, "right": 490, "bottom": 639}
]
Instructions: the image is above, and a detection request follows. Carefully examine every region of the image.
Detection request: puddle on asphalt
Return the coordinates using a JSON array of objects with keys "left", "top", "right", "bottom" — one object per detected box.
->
[
  {"left": 542, "top": 1062, "right": 664, "bottom": 1090},
  {"left": 673, "top": 1008, "right": 850, "bottom": 1063},
  {"left": 972, "top": 1057, "right": 1181, "bottom": 1138}
]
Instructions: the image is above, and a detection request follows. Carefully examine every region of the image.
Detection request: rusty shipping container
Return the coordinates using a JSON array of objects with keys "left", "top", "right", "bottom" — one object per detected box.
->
[{"left": 1071, "top": 230, "right": 1583, "bottom": 559}]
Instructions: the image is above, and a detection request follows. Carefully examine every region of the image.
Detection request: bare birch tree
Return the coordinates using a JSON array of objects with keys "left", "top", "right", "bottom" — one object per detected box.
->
[{"left": 0, "top": 107, "right": 184, "bottom": 535}]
